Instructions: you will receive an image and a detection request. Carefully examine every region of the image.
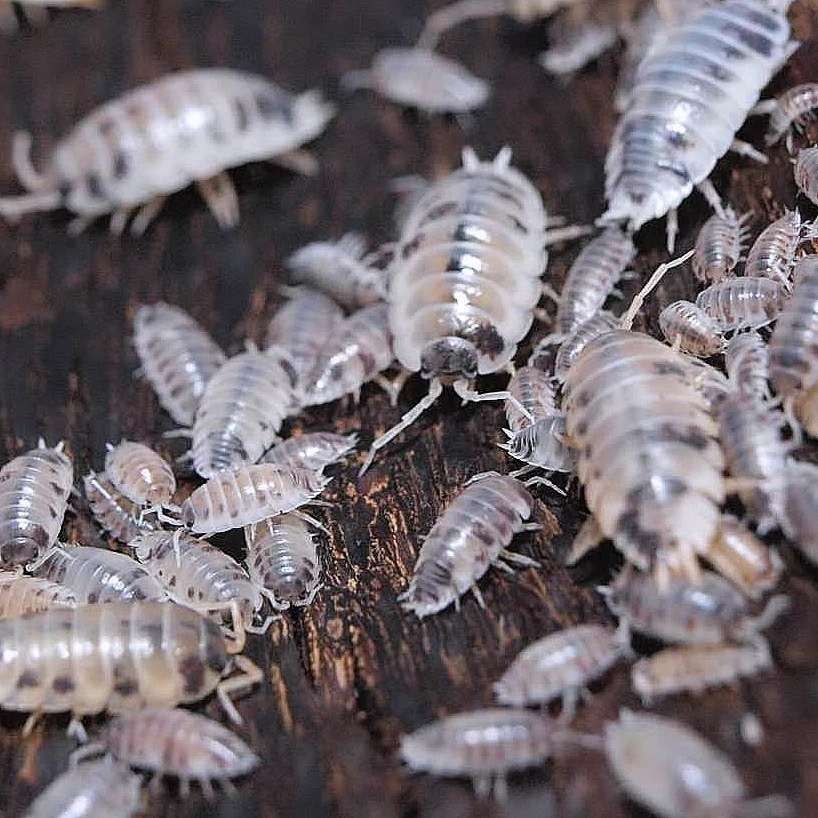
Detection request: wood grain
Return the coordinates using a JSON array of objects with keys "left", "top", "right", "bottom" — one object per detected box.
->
[{"left": 0, "top": 1, "right": 816, "bottom": 815}]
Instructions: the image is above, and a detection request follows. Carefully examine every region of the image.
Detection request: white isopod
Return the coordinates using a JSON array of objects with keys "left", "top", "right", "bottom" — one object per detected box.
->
[
  {"left": 0, "top": 69, "right": 335, "bottom": 233},
  {"left": 600, "top": 0, "right": 796, "bottom": 251},
  {"left": 285, "top": 234, "right": 387, "bottom": 309},
  {"left": 551, "top": 311, "right": 618, "bottom": 382},
  {"left": 133, "top": 302, "right": 226, "bottom": 427},
  {"left": 692, "top": 207, "right": 752, "bottom": 283},
  {"left": 744, "top": 209, "right": 811, "bottom": 290},
  {"left": 259, "top": 432, "right": 358, "bottom": 473},
  {"left": 696, "top": 276, "right": 788, "bottom": 332},
  {"left": 725, "top": 330, "right": 771, "bottom": 402},
  {"left": 343, "top": 47, "right": 490, "bottom": 114},
  {"left": 83, "top": 472, "right": 155, "bottom": 544},
  {"left": 753, "top": 81, "right": 818, "bottom": 150},
  {"left": 659, "top": 300, "right": 725, "bottom": 357},
  {"left": 190, "top": 347, "right": 297, "bottom": 479},
  {"left": 538, "top": 20, "right": 618, "bottom": 78},
  {"left": 104, "top": 440, "right": 176, "bottom": 508},
  {"left": 794, "top": 146, "right": 818, "bottom": 207},
  {"left": 0, "top": 571, "right": 77, "bottom": 617}
]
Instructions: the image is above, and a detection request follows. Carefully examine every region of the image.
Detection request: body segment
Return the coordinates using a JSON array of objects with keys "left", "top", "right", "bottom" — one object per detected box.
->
[
  {"left": 696, "top": 277, "right": 787, "bottom": 332},
  {"left": 104, "top": 441, "right": 176, "bottom": 506}
]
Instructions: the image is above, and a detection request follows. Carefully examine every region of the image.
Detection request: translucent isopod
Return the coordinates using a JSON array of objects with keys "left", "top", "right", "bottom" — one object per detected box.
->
[
  {"left": 104, "top": 440, "right": 176, "bottom": 507},
  {"left": 658, "top": 300, "right": 724, "bottom": 357},
  {"left": 83, "top": 472, "right": 155, "bottom": 544},
  {"left": 259, "top": 431, "right": 357, "bottom": 473},
  {"left": 755, "top": 82, "right": 818, "bottom": 148},
  {"left": 692, "top": 207, "right": 751, "bottom": 283},
  {"left": 794, "top": 146, "right": 818, "bottom": 206},
  {"left": 744, "top": 209, "right": 808, "bottom": 291},
  {"left": 0, "top": 571, "right": 77, "bottom": 618},
  {"left": 695, "top": 277, "right": 787, "bottom": 333},
  {"left": 725, "top": 330, "right": 771, "bottom": 403}
]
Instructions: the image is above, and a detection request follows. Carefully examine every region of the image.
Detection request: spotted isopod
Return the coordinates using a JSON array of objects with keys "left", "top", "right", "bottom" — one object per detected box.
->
[
  {"left": 0, "top": 441, "right": 73, "bottom": 567},
  {"left": 30, "top": 544, "right": 167, "bottom": 604},
  {"left": 104, "top": 440, "right": 176, "bottom": 509},
  {"left": 0, "top": 69, "right": 335, "bottom": 234},
  {"left": 0, "top": 571, "right": 77, "bottom": 618},
  {"left": 493, "top": 624, "right": 628, "bottom": 717},
  {"left": 190, "top": 347, "right": 297, "bottom": 479},
  {"left": 285, "top": 234, "right": 387, "bottom": 309},
  {"left": 696, "top": 277, "right": 787, "bottom": 333},
  {"left": 604, "top": 710, "right": 791, "bottom": 818},
  {"left": 133, "top": 302, "right": 227, "bottom": 427},
  {"left": 343, "top": 47, "right": 490, "bottom": 114},
  {"left": 599, "top": 0, "right": 796, "bottom": 251},
  {"left": 631, "top": 640, "right": 772, "bottom": 704},
  {"left": 260, "top": 431, "right": 357, "bottom": 474},
  {"left": 744, "top": 209, "right": 810, "bottom": 290},
  {"left": 22, "top": 758, "right": 141, "bottom": 818},
  {"left": 300, "top": 302, "right": 394, "bottom": 407},
  {"left": 83, "top": 472, "right": 155, "bottom": 544},
  {"left": 181, "top": 464, "right": 330, "bottom": 535},
  {"left": 400, "top": 708, "right": 561, "bottom": 800},
  {"left": 753, "top": 81, "right": 818, "bottom": 149},
  {"left": 658, "top": 300, "right": 725, "bottom": 357},
  {"left": 794, "top": 146, "right": 818, "bottom": 207},
  {"left": 693, "top": 207, "right": 751, "bottom": 283},
  {"left": 725, "top": 330, "right": 771, "bottom": 402},
  {"left": 399, "top": 473, "right": 538, "bottom": 617},
  {"left": 0, "top": 602, "right": 262, "bottom": 731},
  {"left": 244, "top": 513, "right": 322, "bottom": 610},
  {"left": 265, "top": 288, "right": 345, "bottom": 384}
]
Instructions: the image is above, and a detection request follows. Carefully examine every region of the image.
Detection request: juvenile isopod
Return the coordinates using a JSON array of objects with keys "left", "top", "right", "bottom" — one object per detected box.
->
[
  {"left": 285, "top": 234, "right": 387, "bottom": 309},
  {"left": 725, "top": 330, "right": 771, "bottom": 402},
  {"left": 30, "top": 544, "right": 167, "bottom": 604},
  {"left": 300, "top": 303, "right": 395, "bottom": 407},
  {"left": 181, "top": 464, "right": 330, "bottom": 535},
  {"left": 0, "top": 571, "right": 77, "bottom": 617},
  {"left": 603, "top": 569, "right": 787, "bottom": 646},
  {"left": 753, "top": 81, "right": 818, "bottom": 149},
  {"left": 631, "top": 641, "right": 772, "bottom": 704},
  {"left": 550, "top": 311, "right": 618, "bottom": 382},
  {"left": 744, "top": 209, "right": 810, "bottom": 290},
  {"left": 399, "top": 473, "right": 538, "bottom": 617},
  {"left": 794, "top": 146, "right": 818, "bottom": 206},
  {"left": 22, "top": 758, "right": 141, "bottom": 818},
  {"left": 0, "top": 601, "right": 262, "bottom": 731},
  {"left": 693, "top": 207, "right": 751, "bottom": 283},
  {"left": 695, "top": 277, "right": 787, "bottom": 332},
  {"left": 658, "top": 300, "right": 725, "bottom": 357},
  {"left": 84, "top": 708, "right": 260, "bottom": 796},
  {"left": 599, "top": 1, "right": 796, "bottom": 250},
  {"left": 343, "top": 47, "right": 490, "bottom": 114},
  {"left": 604, "top": 710, "right": 791, "bottom": 818},
  {"left": 554, "top": 226, "right": 635, "bottom": 338},
  {"left": 0, "top": 69, "right": 335, "bottom": 233},
  {"left": 0, "top": 441, "right": 73, "bottom": 567},
  {"left": 104, "top": 440, "right": 176, "bottom": 509},
  {"left": 259, "top": 431, "right": 358, "bottom": 473},
  {"left": 83, "top": 472, "right": 155, "bottom": 544},
  {"left": 265, "top": 287, "right": 345, "bottom": 383},
  {"left": 190, "top": 347, "right": 296, "bottom": 479},
  {"left": 133, "top": 302, "right": 226, "bottom": 427},
  {"left": 244, "top": 513, "right": 322, "bottom": 610},
  {"left": 493, "top": 624, "right": 628, "bottom": 717},
  {"left": 400, "top": 708, "right": 560, "bottom": 799}
]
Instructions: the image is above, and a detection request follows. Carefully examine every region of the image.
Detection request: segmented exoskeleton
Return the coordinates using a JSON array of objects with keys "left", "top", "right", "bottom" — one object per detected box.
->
[
  {"left": 0, "top": 571, "right": 77, "bottom": 617},
  {"left": 725, "top": 330, "right": 771, "bottom": 402},
  {"left": 693, "top": 207, "right": 751, "bottom": 283},
  {"left": 744, "top": 209, "right": 810, "bottom": 291},
  {"left": 795, "top": 146, "right": 818, "bottom": 206},
  {"left": 753, "top": 81, "right": 818, "bottom": 150},
  {"left": 551, "top": 311, "right": 618, "bottom": 382},
  {"left": 260, "top": 431, "right": 357, "bottom": 473},
  {"left": 696, "top": 277, "right": 787, "bottom": 332},
  {"left": 659, "top": 300, "right": 725, "bottom": 357},
  {"left": 83, "top": 472, "right": 155, "bottom": 544},
  {"left": 0, "top": 69, "right": 335, "bottom": 233},
  {"left": 104, "top": 440, "right": 176, "bottom": 507}
]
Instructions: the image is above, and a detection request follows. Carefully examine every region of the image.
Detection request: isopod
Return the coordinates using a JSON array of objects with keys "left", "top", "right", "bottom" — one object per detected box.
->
[
  {"left": 104, "top": 440, "right": 176, "bottom": 508},
  {"left": 133, "top": 302, "right": 226, "bottom": 427},
  {"left": 343, "top": 47, "right": 490, "bottom": 114},
  {"left": 0, "top": 69, "right": 335, "bottom": 233},
  {"left": 190, "top": 347, "right": 296, "bottom": 479},
  {"left": 0, "top": 441, "right": 73, "bottom": 567},
  {"left": 89, "top": 708, "right": 260, "bottom": 794},
  {"left": 538, "top": 21, "right": 618, "bottom": 77},
  {"left": 551, "top": 311, "right": 618, "bottom": 382},
  {"left": 400, "top": 708, "right": 559, "bottom": 799},
  {"left": 604, "top": 710, "right": 791, "bottom": 818},
  {"left": 398, "top": 473, "right": 538, "bottom": 617},
  {"left": 360, "top": 147, "right": 569, "bottom": 473},
  {"left": 562, "top": 330, "right": 724, "bottom": 576},
  {"left": 0, "top": 601, "right": 261, "bottom": 730},
  {"left": 285, "top": 234, "right": 387, "bottom": 309},
  {"left": 603, "top": 569, "right": 787, "bottom": 645},
  {"left": 493, "top": 624, "right": 628, "bottom": 716},
  {"left": 695, "top": 277, "right": 787, "bottom": 332},
  {"left": 692, "top": 207, "right": 751, "bottom": 283},
  {"left": 769, "top": 255, "right": 818, "bottom": 433},
  {"left": 631, "top": 641, "right": 772, "bottom": 704},
  {"left": 260, "top": 431, "right": 357, "bottom": 474},
  {"left": 658, "top": 300, "right": 725, "bottom": 357},
  {"left": 725, "top": 330, "right": 771, "bottom": 402},
  {"left": 181, "top": 464, "right": 330, "bottom": 535},
  {"left": 83, "top": 472, "right": 155, "bottom": 544},
  {"left": 599, "top": 1, "right": 796, "bottom": 249},
  {"left": 753, "top": 81, "right": 818, "bottom": 149},
  {"left": 794, "top": 146, "right": 818, "bottom": 206},
  {"left": 555, "top": 226, "right": 635, "bottom": 338},
  {"left": 300, "top": 302, "right": 394, "bottom": 407},
  {"left": 30, "top": 544, "right": 167, "bottom": 603},
  {"left": 23, "top": 758, "right": 141, "bottom": 818},
  {"left": 244, "top": 513, "right": 322, "bottom": 610},
  {"left": 744, "top": 209, "right": 809, "bottom": 290},
  {"left": 265, "top": 287, "right": 345, "bottom": 383},
  {"left": 0, "top": 571, "right": 77, "bottom": 617},
  {"left": 781, "top": 461, "right": 818, "bottom": 564},
  {"left": 132, "top": 530, "right": 263, "bottom": 629}
]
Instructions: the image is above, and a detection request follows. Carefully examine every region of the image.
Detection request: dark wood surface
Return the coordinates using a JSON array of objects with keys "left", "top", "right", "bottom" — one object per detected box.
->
[{"left": 1, "top": 1, "right": 817, "bottom": 816}]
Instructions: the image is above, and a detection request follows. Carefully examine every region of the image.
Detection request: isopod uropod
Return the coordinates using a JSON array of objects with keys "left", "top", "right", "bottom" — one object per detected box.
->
[{"left": 0, "top": 69, "right": 336, "bottom": 233}]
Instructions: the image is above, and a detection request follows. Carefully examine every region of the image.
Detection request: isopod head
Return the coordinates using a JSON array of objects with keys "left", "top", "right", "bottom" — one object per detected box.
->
[{"left": 420, "top": 337, "right": 478, "bottom": 381}]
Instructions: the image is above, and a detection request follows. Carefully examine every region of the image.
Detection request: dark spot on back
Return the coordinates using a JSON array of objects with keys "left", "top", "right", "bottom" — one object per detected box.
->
[
  {"left": 16, "top": 671, "right": 39, "bottom": 688},
  {"left": 112, "top": 151, "right": 129, "bottom": 180},
  {"left": 86, "top": 171, "right": 104, "bottom": 199},
  {"left": 178, "top": 655, "right": 206, "bottom": 694},
  {"left": 255, "top": 91, "right": 293, "bottom": 124},
  {"left": 463, "top": 322, "right": 504, "bottom": 358},
  {"left": 114, "top": 678, "right": 138, "bottom": 697},
  {"left": 233, "top": 97, "right": 249, "bottom": 132},
  {"left": 53, "top": 676, "right": 75, "bottom": 694}
]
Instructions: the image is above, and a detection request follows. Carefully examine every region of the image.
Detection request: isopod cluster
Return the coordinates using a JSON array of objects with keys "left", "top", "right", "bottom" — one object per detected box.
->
[{"left": 0, "top": 0, "right": 815, "bottom": 815}]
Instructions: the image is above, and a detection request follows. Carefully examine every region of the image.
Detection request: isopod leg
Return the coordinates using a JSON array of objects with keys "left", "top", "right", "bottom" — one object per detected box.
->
[
  {"left": 666, "top": 209, "right": 678, "bottom": 253},
  {"left": 109, "top": 207, "right": 133, "bottom": 236},
  {"left": 749, "top": 99, "right": 778, "bottom": 117},
  {"left": 417, "top": 0, "right": 507, "bottom": 50},
  {"left": 11, "top": 132, "right": 47, "bottom": 192},
  {"left": 730, "top": 139, "right": 769, "bottom": 165},
  {"left": 22, "top": 711, "right": 40, "bottom": 737},
  {"left": 453, "top": 380, "right": 534, "bottom": 422},
  {"left": 0, "top": 189, "right": 62, "bottom": 224},
  {"left": 499, "top": 548, "right": 539, "bottom": 568},
  {"left": 69, "top": 742, "right": 105, "bottom": 767},
  {"left": 559, "top": 687, "right": 579, "bottom": 725},
  {"left": 697, "top": 179, "right": 726, "bottom": 219},
  {"left": 129, "top": 195, "right": 167, "bottom": 235},
  {"left": 544, "top": 224, "right": 593, "bottom": 246},
  {"left": 217, "top": 655, "right": 263, "bottom": 725},
  {"left": 67, "top": 715, "right": 88, "bottom": 743},
  {"left": 273, "top": 149, "right": 319, "bottom": 177},
  {"left": 197, "top": 172, "right": 240, "bottom": 229}
]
